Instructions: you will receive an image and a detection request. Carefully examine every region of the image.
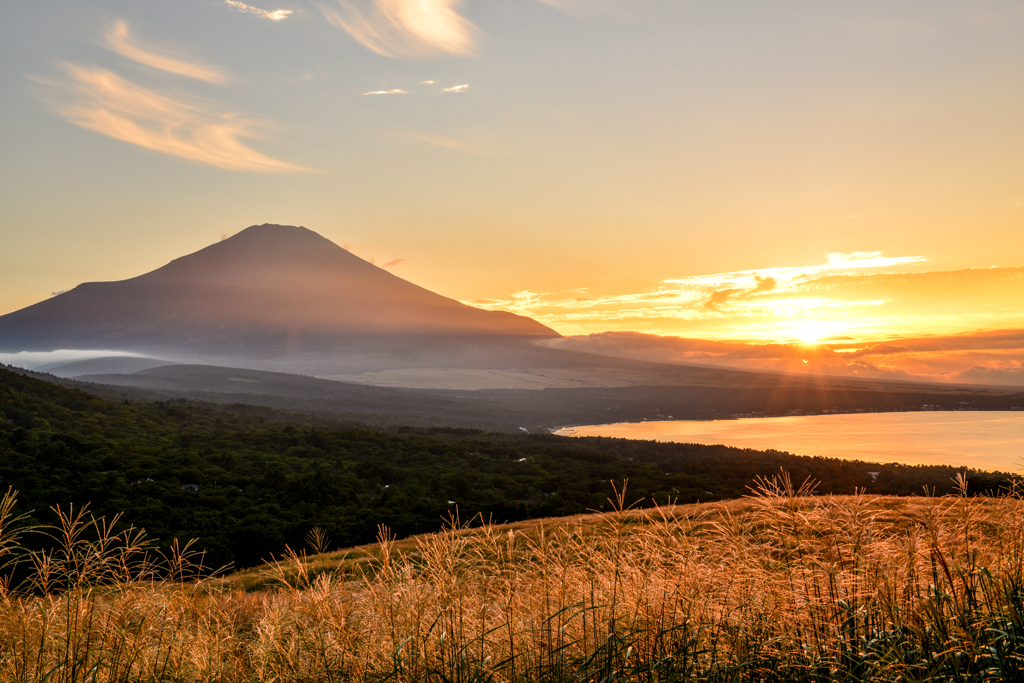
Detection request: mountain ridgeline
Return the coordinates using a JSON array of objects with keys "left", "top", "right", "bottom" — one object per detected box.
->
[
  {"left": 0, "top": 224, "right": 555, "bottom": 358},
  {"left": 2, "top": 222, "right": 1021, "bottom": 428}
]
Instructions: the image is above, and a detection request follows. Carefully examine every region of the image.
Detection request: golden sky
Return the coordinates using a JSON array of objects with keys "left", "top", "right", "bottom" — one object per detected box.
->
[
  {"left": 1, "top": 1, "right": 1022, "bottom": 385},
  {"left": 473, "top": 254, "right": 1024, "bottom": 385}
]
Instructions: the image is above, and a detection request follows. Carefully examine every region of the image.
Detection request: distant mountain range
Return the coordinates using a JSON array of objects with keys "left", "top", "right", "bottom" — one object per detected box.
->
[
  {"left": 3, "top": 224, "right": 1021, "bottom": 420},
  {"left": 4, "top": 224, "right": 725, "bottom": 384},
  {"left": 0, "top": 224, "right": 554, "bottom": 361}
]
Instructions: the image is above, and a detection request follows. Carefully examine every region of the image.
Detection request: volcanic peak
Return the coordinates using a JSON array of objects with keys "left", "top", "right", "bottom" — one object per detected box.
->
[{"left": 0, "top": 224, "right": 556, "bottom": 355}]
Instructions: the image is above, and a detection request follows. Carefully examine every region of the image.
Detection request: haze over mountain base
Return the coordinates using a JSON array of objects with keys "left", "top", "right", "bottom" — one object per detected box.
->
[{"left": 3, "top": 224, "right": 1021, "bottom": 419}]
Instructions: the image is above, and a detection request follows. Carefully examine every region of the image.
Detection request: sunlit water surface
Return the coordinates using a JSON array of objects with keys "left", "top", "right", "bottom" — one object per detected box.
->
[{"left": 556, "top": 412, "right": 1024, "bottom": 473}]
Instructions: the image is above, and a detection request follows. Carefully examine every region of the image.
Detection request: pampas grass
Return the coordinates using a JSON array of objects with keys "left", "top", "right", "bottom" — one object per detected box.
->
[{"left": 0, "top": 475, "right": 1021, "bottom": 681}]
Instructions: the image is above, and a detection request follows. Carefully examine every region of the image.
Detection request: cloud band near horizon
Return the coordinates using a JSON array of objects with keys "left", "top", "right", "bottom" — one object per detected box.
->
[{"left": 546, "top": 329, "right": 1024, "bottom": 387}]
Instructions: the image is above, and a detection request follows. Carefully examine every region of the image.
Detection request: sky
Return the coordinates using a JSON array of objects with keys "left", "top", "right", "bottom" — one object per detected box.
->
[{"left": 1, "top": 0, "right": 1022, "bottom": 385}]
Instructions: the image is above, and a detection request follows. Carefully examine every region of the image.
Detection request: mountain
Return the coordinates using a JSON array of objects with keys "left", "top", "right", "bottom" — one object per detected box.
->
[
  {"left": 0, "top": 224, "right": 555, "bottom": 361},
  {"left": 9, "top": 224, "right": 1015, "bottom": 401}
]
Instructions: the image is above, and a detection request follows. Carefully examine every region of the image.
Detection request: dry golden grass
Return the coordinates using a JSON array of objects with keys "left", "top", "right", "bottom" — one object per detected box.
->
[{"left": 1, "top": 475, "right": 1022, "bottom": 682}]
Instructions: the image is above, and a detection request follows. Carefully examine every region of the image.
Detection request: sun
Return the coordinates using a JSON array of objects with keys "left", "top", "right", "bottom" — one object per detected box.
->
[
  {"left": 793, "top": 323, "right": 828, "bottom": 345},
  {"left": 763, "top": 320, "right": 871, "bottom": 347}
]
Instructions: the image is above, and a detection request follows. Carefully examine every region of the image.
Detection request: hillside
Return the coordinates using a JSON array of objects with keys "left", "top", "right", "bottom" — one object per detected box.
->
[
  {"left": 1, "top": 365, "right": 1016, "bottom": 570},
  {"left": 1, "top": 487, "right": 1021, "bottom": 681},
  {"left": 29, "top": 361, "right": 1024, "bottom": 434}
]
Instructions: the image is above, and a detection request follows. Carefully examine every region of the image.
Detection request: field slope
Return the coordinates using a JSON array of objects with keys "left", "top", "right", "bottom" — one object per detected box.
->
[{"left": 1, "top": 484, "right": 1021, "bottom": 681}]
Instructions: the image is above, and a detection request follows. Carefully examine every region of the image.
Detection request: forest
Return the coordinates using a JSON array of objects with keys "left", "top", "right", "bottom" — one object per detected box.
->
[{"left": 1, "top": 365, "right": 1017, "bottom": 569}]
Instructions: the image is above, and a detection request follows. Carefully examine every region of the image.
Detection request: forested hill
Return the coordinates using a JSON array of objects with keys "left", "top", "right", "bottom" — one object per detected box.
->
[{"left": 1, "top": 365, "right": 1016, "bottom": 569}]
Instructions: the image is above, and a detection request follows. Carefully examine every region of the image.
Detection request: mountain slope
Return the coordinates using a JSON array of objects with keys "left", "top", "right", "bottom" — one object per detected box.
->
[{"left": 0, "top": 224, "right": 555, "bottom": 357}]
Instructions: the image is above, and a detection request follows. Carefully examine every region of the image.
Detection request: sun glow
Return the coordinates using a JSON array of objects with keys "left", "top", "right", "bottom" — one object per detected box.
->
[
  {"left": 791, "top": 323, "right": 836, "bottom": 345},
  {"left": 796, "top": 326, "right": 825, "bottom": 345}
]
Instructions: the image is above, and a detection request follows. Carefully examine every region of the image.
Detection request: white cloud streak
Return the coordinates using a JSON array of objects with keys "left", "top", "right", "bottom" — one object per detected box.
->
[
  {"left": 468, "top": 252, "right": 934, "bottom": 334},
  {"left": 664, "top": 252, "right": 926, "bottom": 288},
  {"left": 389, "top": 129, "right": 503, "bottom": 155},
  {"left": 442, "top": 83, "right": 470, "bottom": 92},
  {"left": 401, "top": 131, "right": 475, "bottom": 151},
  {"left": 824, "top": 251, "right": 926, "bottom": 270},
  {"left": 40, "top": 64, "right": 306, "bottom": 172},
  {"left": 225, "top": 0, "right": 294, "bottom": 20},
  {"left": 104, "top": 20, "right": 228, "bottom": 83},
  {"left": 316, "top": 0, "right": 477, "bottom": 57},
  {"left": 363, "top": 89, "right": 408, "bottom": 94}
]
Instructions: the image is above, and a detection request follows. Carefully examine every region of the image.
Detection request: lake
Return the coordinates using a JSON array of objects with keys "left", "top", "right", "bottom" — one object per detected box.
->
[{"left": 555, "top": 411, "right": 1024, "bottom": 473}]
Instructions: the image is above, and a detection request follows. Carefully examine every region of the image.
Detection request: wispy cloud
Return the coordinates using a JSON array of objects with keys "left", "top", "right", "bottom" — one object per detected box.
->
[
  {"left": 824, "top": 251, "right": 926, "bottom": 270},
  {"left": 442, "top": 83, "right": 470, "bottom": 93},
  {"left": 467, "top": 257, "right": 1024, "bottom": 343},
  {"left": 704, "top": 275, "right": 777, "bottom": 310},
  {"left": 664, "top": 252, "right": 926, "bottom": 288},
  {"left": 420, "top": 79, "right": 437, "bottom": 84},
  {"left": 225, "top": 0, "right": 294, "bottom": 21},
  {"left": 40, "top": 64, "right": 306, "bottom": 172},
  {"left": 104, "top": 20, "right": 228, "bottom": 83},
  {"left": 317, "top": 0, "right": 477, "bottom": 57},
  {"left": 383, "top": 258, "right": 405, "bottom": 267},
  {"left": 363, "top": 88, "right": 407, "bottom": 95},
  {"left": 404, "top": 131, "right": 474, "bottom": 151},
  {"left": 389, "top": 129, "right": 502, "bottom": 155}
]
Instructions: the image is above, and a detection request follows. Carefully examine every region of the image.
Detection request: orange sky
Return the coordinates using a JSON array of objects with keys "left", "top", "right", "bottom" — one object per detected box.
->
[
  {"left": 1, "top": 1, "right": 1022, "bottom": 386},
  {"left": 467, "top": 254, "right": 1024, "bottom": 386}
]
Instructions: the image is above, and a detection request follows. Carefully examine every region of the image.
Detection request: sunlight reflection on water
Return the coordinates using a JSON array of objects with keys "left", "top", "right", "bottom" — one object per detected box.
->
[{"left": 556, "top": 412, "right": 1024, "bottom": 473}]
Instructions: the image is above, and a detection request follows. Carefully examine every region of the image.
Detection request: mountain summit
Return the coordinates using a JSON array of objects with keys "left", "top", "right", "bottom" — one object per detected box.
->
[{"left": 0, "top": 224, "right": 556, "bottom": 357}]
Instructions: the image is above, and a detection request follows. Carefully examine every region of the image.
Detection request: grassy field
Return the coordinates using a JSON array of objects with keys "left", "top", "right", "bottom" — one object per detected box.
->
[{"left": 1, "top": 476, "right": 1022, "bottom": 682}]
